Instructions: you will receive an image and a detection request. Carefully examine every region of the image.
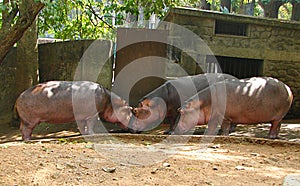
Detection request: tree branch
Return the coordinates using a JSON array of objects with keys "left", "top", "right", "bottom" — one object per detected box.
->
[
  {"left": 0, "top": 2, "right": 45, "bottom": 64},
  {"left": 85, "top": 3, "right": 115, "bottom": 30}
]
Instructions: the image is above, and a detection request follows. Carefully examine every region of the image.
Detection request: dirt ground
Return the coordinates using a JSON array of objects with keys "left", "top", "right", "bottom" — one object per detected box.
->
[{"left": 0, "top": 121, "right": 300, "bottom": 186}]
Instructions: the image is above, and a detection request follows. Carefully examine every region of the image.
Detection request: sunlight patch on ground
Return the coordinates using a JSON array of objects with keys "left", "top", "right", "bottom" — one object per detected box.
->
[
  {"left": 174, "top": 147, "right": 250, "bottom": 161},
  {"left": 260, "top": 167, "right": 300, "bottom": 179}
]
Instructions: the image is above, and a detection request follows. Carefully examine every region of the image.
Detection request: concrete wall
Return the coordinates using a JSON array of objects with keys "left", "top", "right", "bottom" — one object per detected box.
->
[
  {"left": 163, "top": 7, "right": 300, "bottom": 117},
  {"left": 39, "top": 40, "right": 113, "bottom": 89},
  {"left": 0, "top": 49, "right": 18, "bottom": 124}
]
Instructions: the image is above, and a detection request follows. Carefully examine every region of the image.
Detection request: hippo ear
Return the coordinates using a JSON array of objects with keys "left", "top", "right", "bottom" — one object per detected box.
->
[{"left": 112, "top": 98, "right": 125, "bottom": 107}]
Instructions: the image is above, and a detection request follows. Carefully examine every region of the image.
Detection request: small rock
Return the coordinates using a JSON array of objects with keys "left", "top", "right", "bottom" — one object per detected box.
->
[
  {"left": 79, "top": 163, "right": 89, "bottom": 169},
  {"left": 151, "top": 168, "right": 159, "bottom": 174},
  {"left": 102, "top": 167, "right": 116, "bottom": 173},
  {"left": 210, "top": 144, "right": 220, "bottom": 149},
  {"left": 66, "top": 163, "right": 76, "bottom": 169},
  {"left": 51, "top": 172, "right": 60, "bottom": 179},
  {"left": 235, "top": 166, "right": 245, "bottom": 170},
  {"left": 112, "top": 177, "right": 118, "bottom": 181},
  {"left": 56, "top": 164, "right": 64, "bottom": 170},
  {"left": 163, "top": 163, "right": 170, "bottom": 167},
  {"left": 269, "top": 157, "right": 279, "bottom": 162},
  {"left": 251, "top": 153, "right": 260, "bottom": 156},
  {"left": 213, "top": 167, "right": 218, "bottom": 170}
]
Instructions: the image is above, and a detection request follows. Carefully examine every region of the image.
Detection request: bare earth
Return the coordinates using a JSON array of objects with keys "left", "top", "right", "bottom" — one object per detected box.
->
[{"left": 0, "top": 121, "right": 300, "bottom": 186}]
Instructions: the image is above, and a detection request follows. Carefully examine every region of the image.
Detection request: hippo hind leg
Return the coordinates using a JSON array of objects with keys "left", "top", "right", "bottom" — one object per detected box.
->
[
  {"left": 268, "top": 119, "right": 282, "bottom": 139},
  {"left": 86, "top": 117, "right": 97, "bottom": 135},
  {"left": 78, "top": 117, "right": 97, "bottom": 135},
  {"left": 20, "top": 119, "right": 35, "bottom": 141},
  {"left": 77, "top": 121, "right": 88, "bottom": 135},
  {"left": 220, "top": 120, "right": 231, "bottom": 136}
]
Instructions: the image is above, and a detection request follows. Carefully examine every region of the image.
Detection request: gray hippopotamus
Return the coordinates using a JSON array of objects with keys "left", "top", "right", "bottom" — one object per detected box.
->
[
  {"left": 129, "top": 73, "right": 237, "bottom": 134},
  {"left": 15, "top": 81, "right": 132, "bottom": 140},
  {"left": 174, "top": 77, "right": 293, "bottom": 139}
]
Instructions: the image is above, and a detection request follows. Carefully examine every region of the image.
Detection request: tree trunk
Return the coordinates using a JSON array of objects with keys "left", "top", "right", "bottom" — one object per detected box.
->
[
  {"left": 15, "top": 0, "right": 39, "bottom": 97},
  {"left": 258, "top": 0, "right": 284, "bottom": 18},
  {"left": 291, "top": 1, "right": 300, "bottom": 21},
  {"left": 220, "top": 0, "right": 231, "bottom": 12},
  {"left": 0, "top": 1, "right": 44, "bottom": 64}
]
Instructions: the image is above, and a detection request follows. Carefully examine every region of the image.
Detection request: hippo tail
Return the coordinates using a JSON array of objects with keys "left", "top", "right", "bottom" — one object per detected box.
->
[{"left": 10, "top": 103, "right": 20, "bottom": 128}]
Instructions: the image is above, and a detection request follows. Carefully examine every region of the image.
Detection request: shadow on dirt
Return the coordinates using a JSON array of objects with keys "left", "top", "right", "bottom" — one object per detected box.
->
[{"left": 1, "top": 120, "right": 300, "bottom": 144}]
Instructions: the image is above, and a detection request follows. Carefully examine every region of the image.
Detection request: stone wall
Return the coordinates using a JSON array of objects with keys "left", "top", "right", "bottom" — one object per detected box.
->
[
  {"left": 163, "top": 7, "right": 300, "bottom": 117},
  {"left": 264, "top": 60, "right": 300, "bottom": 116}
]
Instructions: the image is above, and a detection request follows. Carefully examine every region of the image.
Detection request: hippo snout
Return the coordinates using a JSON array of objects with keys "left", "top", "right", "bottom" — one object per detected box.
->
[{"left": 127, "top": 115, "right": 142, "bottom": 134}]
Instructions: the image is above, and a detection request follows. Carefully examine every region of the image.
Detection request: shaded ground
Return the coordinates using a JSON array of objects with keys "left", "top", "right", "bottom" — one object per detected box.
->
[
  {"left": 0, "top": 121, "right": 300, "bottom": 185},
  {"left": 1, "top": 120, "right": 300, "bottom": 143}
]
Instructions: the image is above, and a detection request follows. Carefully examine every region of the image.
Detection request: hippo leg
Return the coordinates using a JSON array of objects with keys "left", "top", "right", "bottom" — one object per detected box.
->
[
  {"left": 77, "top": 121, "right": 88, "bottom": 135},
  {"left": 268, "top": 120, "right": 282, "bottom": 139},
  {"left": 220, "top": 120, "right": 231, "bottom": 136},
  {"left": 164, "top": 116, "right": 177, "bottom": 134},
  {"left": 86, "top": 117, "right": 97, "bottom": 135},
  {"left": 229, "top": 123, "right": 237, "bottom": 133},
  {"left": 20, "top": 120, "right": 35, "bottom": 141},
  {"left": 205, "top": 117, "right": 221, "bottom": 135}
]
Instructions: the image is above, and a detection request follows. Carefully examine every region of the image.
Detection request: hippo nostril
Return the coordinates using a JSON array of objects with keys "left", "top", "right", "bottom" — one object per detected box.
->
[{"left": 132, "top": 108, "right": 138, "bottom": 115}]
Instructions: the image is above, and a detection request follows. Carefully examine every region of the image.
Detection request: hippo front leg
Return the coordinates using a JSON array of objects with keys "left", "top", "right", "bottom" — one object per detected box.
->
[
  {"left": 268, "top": 120, "right": 282, "bottom": 139},
  {"left": 20, "top": 120, "right": 35, "bottom": 141},
  {"left": 205, "top": 117, "right": 222, "bottom": 135},
  {"left": 164, "top": 116, "right": 178, "bottom": 134},
  {"left": 86, "top": 117, "right": 97, "bottom": 135},
  {"left": 77, "top": 121, "right": 88, "bottom": 135}
]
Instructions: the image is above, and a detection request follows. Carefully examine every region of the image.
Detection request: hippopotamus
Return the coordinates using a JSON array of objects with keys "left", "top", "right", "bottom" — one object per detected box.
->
[
  {"left": 129, "top": 73, "right": 237, "bottom": 134},
  {"left": 174, "top": 77, "right": 293, "bottom": 139},
  {"left": 15, "top": 81, "right": 132, "bottom": 140}
]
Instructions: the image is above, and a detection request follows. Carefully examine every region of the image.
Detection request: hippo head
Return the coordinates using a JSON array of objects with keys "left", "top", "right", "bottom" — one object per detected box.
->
[
  {"left": 102, "top": 97, "right": 133, "bottom": 130},
  {"left": 174, "top": 100, "right": 203, "bottom": 135},
  {"left": 128, "top": 97, "right": 166, "bottom": 133}
]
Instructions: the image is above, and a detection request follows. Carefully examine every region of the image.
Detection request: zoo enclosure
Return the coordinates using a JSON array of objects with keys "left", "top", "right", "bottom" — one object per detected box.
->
[{"left": 0, "top": 7, "right": 300, "bottom": 126}]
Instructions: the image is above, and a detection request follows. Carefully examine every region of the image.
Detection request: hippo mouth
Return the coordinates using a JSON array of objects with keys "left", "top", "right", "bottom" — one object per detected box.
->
[{"left": 127, "top": 115, "right": 142, "bottom": 133}]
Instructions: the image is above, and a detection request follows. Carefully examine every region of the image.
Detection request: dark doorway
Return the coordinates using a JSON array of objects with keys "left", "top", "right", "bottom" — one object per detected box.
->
[{"left": 206, "top": 55, "right": 263, "bottom": 79}]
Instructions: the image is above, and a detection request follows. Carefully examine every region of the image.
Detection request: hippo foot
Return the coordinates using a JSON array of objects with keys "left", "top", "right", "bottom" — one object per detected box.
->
[
  {"left": 127, "top": 128, "right": 142, "bottom": 134},
  {"left": 109, "top": 129, "right": 129, "bottom": 133},
  {"left": 163, "top": 129, "right": 173, "bottom": 135},
  {"left": 268, "top": 134, "right": 278, "bottom": 139},
  {"left": 229, "top": 124, "right": 237, "bottom": 133},
  {"left": 22, "top": 137, "right": 31, "bottom": 141}
]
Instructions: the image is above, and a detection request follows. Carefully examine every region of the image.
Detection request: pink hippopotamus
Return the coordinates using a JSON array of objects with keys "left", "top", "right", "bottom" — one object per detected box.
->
[
  {"left": 174, "top": 77, "right": 293, "bottom": 139},
  {"left": 15, "top": 81, "right": 132, "bottom": 140}
]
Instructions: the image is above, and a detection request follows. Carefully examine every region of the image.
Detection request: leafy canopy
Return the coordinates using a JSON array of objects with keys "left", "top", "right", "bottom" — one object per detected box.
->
[{"left": 1, "top": 0, "right": 297, "bottom": 40}]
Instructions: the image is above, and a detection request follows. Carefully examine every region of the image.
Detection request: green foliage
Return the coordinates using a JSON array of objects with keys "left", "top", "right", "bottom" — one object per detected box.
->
[
  {"left": 260, "top": 0, "right": 291, "bottom": 5},
  {"left": 279, "top": 2, "right": 292, "bottom": 19},
  {"left": 38, "top": 0, "right": 116, "bottom": 40},
  {"left": 38, "top": 0, "right": 204, "bottom": 40},
  {"left": 1, "top": 0, "right": 297, "bottom": 40}
]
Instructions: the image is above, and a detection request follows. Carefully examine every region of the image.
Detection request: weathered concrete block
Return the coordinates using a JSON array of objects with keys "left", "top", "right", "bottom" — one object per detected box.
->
[{"left": 39, "top": 40, "right": 113, "bottom": 89}]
